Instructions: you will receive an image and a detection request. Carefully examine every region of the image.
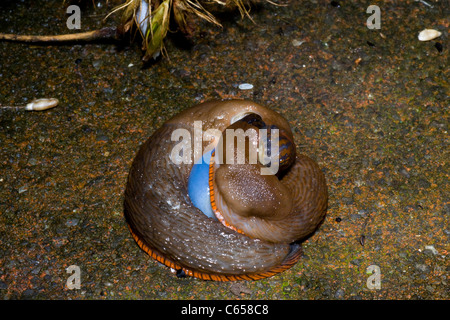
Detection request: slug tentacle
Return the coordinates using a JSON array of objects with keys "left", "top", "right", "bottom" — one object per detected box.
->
[{"left": 124, "top": 99, "right": 327, "bottom": 280}]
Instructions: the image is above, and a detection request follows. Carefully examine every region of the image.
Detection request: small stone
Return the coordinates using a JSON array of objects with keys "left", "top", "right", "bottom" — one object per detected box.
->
[
  {"left": 283, "top": 285, "right": 292, "bottom": 293},
  {"left": 238, "top": 83, "right": 253, "bottom": 90},
  {"left": 292, "top": 39, "right": 305, "bottom": 47},
  {"left": 66, "top": 218, "right": 80, "bottom": 227},
  {"left": 399, "top": 167, "right": 410, "bottom": 178},
  {"left": 424, "top": 245, "right": 438, "bottom": 255},
  {"left": 22, "top": 289, "right": 35, "bottom": 298},
  {"left": 335, "top": 288, "right": 345, "bottom": 299},
  {"left": 230, "top": 283, "right": 252, "bottom": 296},
  {"left": 418, "top": 29, "right": 442, "bottom": 41},
  {"left": 92, "top": 60, "right": 102, "bottom": 69}
]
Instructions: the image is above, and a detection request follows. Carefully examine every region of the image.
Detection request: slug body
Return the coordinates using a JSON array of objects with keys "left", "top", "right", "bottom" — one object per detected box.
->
[{"left": 124, "top": 100, "right": 328, "bottom": 281}]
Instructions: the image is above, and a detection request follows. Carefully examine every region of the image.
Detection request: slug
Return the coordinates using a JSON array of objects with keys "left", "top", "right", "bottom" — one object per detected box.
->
[{"left": 124, "top": 99, "right": 328, "bottom": 281}]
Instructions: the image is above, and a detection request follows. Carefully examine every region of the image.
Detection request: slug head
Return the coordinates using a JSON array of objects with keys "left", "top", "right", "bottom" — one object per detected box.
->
[
  {"left": 224, "top": 113, "right": 296, "bottom": 176},
  {"left": 213, "top": 113, "right": 295, "bottom": 223}
]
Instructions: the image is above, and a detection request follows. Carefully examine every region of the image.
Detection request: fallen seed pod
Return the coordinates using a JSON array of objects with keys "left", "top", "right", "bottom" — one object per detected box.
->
[{"left": 25, "top": 98, "right": 59, "bottom": 111}]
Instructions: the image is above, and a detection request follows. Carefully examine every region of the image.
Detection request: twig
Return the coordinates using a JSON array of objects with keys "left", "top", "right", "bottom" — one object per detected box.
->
[{"left": 0, "top": 27, "right": 117, "bottom": 43}]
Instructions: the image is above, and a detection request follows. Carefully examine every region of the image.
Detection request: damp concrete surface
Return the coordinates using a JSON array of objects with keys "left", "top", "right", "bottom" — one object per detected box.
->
[{"left": 0, "top": 0, "right": 448, "bottom": 299}]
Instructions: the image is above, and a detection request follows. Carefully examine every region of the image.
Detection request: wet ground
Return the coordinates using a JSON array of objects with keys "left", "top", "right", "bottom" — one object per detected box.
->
[{"left": 0, "top": 0, "right": 448, "bottom": 300}]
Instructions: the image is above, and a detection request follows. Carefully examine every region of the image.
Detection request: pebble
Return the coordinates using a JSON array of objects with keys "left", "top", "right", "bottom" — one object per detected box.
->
[
  {"left": 92, "top": 60, "right": 102, "bottom": 69},
  {"left": 283, "top": 285, "right": 292, "bottom": 293},
  {"left": 238, "top": 83, "right": 253, "bottom": 90},
  {"left": 22, "top": 289, "right": 36, "bottom": 298},
  {"left": 424, "top": 245, "right": 438, "bottom": 255},
  {"left": 335, "top": 288, "right": 345, "bottom": 299},
  {"left": 292, "top": 39, "right": 305, "bottom": 47},
  {"left": 66, "top": 218, "right": 80, "bottom": 227},
  {"left": 229, "top": 283, "right": 252, "bottom": 296},
  {"left": 418, "top": 29, "right": 442, "bottom": 41}
]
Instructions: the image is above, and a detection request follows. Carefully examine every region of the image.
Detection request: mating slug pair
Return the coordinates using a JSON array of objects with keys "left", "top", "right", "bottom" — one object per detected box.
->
[{"left": 124, "top": 99, "right": 328, "bottom": 281}]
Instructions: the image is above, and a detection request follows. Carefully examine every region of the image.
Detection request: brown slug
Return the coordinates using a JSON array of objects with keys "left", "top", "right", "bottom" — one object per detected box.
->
[{"left": 124, "top": 99, "right": 328, "bottom": 281}]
